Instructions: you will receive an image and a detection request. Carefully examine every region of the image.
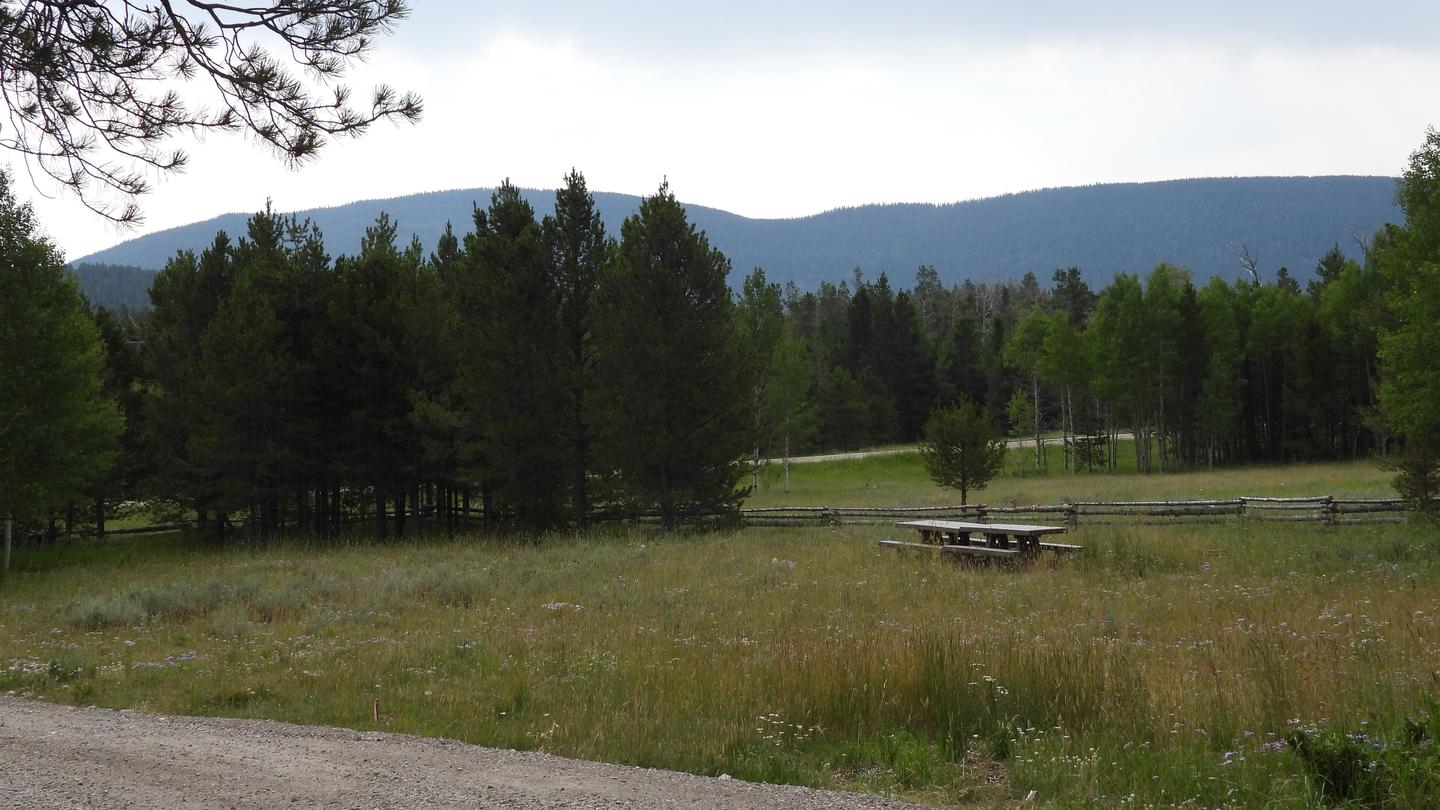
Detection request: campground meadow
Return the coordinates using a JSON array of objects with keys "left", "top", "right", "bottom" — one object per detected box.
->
[{"left": 5, "top": 453, "right": 1438, "bottom": 807}]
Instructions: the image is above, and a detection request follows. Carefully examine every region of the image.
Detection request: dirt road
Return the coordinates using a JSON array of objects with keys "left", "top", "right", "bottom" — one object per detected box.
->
[
  {"left": 0, "top": 697, "right": 929, "bottom": 809},
  {"left": 776, "top": 433, "right": 1134, "bottom": 465}
]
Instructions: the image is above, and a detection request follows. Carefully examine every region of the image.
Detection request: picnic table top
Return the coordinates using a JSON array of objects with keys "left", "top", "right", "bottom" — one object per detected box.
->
[{"left": 897, "top": 519, "right": 1068, "bottom": 535}]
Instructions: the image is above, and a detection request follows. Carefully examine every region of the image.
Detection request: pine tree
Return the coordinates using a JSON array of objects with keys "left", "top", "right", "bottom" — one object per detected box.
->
[
  {"left": 457, "top": 182, "right": 568, "bottom": 531},
  {"left": 543, "top": 171, "right": 611, "bottom": 530},
  {"left": 595, "top": 183, "right": 752, "bottom": 528},
  {"left": 919, "top": 398, "right": 1006, "bottom": 505},
  {"left": 143, "top": 233, "right": 236, "bottom": 525}
]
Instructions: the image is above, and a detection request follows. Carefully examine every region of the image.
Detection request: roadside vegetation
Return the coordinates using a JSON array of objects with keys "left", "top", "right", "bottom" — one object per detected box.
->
[{"left": 4, "top": 519, "right": 1438, "bottom": 807}]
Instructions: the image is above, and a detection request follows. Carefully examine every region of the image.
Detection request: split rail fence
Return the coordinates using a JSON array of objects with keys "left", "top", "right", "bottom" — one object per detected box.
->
[
  {"left": 21, "top": 496, "right": 1420, "bottom": 542},
  {"left": 738, "top": 496, "right": 1416, "bottom": 529}
]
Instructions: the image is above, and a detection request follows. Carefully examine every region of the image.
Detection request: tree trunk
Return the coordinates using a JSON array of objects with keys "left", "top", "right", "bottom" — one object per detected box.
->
[
  {"left": 95, "top": 498, "right": 106, "bottom": 539},
  {"left": 375, "top": 489, "right": 387, "bottom": 541},
  {"left": 574, "top": 439, "right": 589, "bottom": 533},
  {"left": 410, "top": 484, "right": 422, "bottom": 537},
  {"left": 482, "top": 485, "right": 493, "bottom": 532},
  {"left": 659, "top": 465, "right": 674, "bottom": 531},
  {"left": 1031, "top": 371, "right": 1043, "bottom": 471},
  {"left": 3, "top": 515, "right": 11, "bottom": 573},
  {"left": 783, "top": 433, "right": 791, "bottom": 494}
]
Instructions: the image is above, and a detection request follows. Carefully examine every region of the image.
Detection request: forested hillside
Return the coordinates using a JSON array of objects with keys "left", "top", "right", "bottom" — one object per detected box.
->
[
  {"left": 71, "top": 176, "right": 1399, "bottom": 311},
  {"left": 14, "top": 130, "right": 1440, "bottom": 541}
]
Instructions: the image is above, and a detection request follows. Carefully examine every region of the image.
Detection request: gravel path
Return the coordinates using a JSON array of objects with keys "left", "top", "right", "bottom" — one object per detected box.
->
[
  {"left": 0, "top": 697, "right": 932, "bottom": 809},
  {"left": 773, "top": 433, "right": 1133, "bottom": 465}
]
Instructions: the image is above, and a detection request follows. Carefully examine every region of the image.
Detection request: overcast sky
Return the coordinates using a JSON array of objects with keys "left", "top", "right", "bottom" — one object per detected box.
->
[{"left": 13, "top": 1, "right": 1440, "bottom": 260}]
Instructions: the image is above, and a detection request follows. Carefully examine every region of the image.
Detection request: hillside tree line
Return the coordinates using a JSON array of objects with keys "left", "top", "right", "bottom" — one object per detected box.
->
[{"left": 6, "top": 129, "right": 1440, "bottom": 544}]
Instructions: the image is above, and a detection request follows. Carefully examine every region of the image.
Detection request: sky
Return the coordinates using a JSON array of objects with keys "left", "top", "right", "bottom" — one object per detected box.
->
[{"left": 11, "top": 1, "right": 1440, "bottom": 261}]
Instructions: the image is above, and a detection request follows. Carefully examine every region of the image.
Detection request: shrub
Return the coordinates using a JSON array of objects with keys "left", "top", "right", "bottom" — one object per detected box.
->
[
  {"left": 68, "top": 593, "right": 145, "bottom": 629},
  {"left": 1286, "top": 703, "right": 1440, "bottom": 806}
]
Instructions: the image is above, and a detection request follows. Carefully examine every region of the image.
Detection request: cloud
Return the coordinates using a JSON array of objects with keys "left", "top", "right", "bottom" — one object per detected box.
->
[{"left": 20, "top": 9, "right": 1440, "bottom": 260}]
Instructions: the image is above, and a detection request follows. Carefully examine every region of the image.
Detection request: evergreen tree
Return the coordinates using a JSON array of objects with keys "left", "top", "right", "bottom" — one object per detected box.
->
[
  {"left": 1051, "top": 267, "right": 1097, "bottom": 329},
  {"left": 543, "top": 170, "right": 610, "bottom": 530},
  {"left": 819, "top": 367, "right": 870, "bottom": 451},
  {"left": 919, "top": 398, "right": 1006, "bottom": 505},
  {"left": 935, "top": 312, "right": 986, "bottom": 408},
  {"left": 87, "top": 306, "right": 150, "bottom": 532},
  {"left": 0, "top": 172, "right": 121, "bottom": 565},
  {"left": 143, "top": 233, "right": 236, "bottom": 524},
  {"left": 888, "top": 291, "right": 939, "bottom": 440},
  {"left": 187, "top": 265, "right": 297, "bottom": 533},
  {"left": 456, "top": 182, "right": 568, "bottom": 531},
  {"left": 595, "top": 183, "right": 752, "bottom": 528}
]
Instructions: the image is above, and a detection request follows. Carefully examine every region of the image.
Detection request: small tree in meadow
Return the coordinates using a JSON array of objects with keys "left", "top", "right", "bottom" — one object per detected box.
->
[{"left": 920, "top": 399, "right": 1007, "bottom": 505}]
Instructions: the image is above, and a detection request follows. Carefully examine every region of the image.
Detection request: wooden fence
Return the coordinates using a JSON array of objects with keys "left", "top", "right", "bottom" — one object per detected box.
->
[
  {"left": 738, "top": 496, "right": 1416, "bottom": 528},
  {"left": 25, "top": 495, "right": 1418, "bottom": 541}
]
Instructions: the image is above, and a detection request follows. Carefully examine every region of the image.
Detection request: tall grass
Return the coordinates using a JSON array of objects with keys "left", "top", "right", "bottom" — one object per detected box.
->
[{"left": 3, "top": 521, "right": 1437, "bottom": 806}]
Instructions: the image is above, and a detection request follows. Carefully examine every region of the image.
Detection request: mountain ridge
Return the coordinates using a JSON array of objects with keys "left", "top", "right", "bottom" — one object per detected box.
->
[{"left": 73, "top": 176, "right": 1401, "bottom": 293}]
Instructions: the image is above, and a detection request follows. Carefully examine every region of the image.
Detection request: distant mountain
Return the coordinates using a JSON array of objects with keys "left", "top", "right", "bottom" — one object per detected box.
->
[{"left": 72, "top": 176, "right": 1401, "bottom": 310}]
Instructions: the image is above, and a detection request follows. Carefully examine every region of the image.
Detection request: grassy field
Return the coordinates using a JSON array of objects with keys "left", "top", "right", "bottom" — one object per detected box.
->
[
  {"left": 3, "top": 515, "right": 1439, "bottom": 807},
  {"left": 750, "top": 444, "right": 1397, "bottom": 508}
]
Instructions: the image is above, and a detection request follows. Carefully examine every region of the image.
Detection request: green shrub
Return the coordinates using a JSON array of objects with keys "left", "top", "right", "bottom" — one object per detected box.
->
[
  {"left": 67, "top": 593, "right": 145, "bottom": 629},
  {"left": 126, "top": 581, "right": 227, "bottom": 621},
  {"left": 1287, "top": 703, "right": 1440, "bottom": 806}
]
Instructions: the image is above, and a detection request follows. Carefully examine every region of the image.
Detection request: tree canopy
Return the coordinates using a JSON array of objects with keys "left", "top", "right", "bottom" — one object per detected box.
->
[
  {"left": 0, "top": 170, "right": 121, "bottom": 528},
  {"left": 919, "top": 399, "right": 1006, "bottom": 505},
  {"left": 0, "top": 0, "right": 421, "bottom": 222}
]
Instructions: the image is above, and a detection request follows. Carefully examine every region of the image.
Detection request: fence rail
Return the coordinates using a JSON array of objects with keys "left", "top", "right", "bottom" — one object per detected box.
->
[
  {"left": 737, "top": 495, "right": 1420, "bottom": 528},
  {"left": 18, "top": 495, "right": 1421, "bottom": 542}
]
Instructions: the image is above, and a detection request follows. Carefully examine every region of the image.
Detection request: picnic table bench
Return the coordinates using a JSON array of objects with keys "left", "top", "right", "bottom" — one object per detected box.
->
[{"left": 881, "top": 519, "right": 1080, "bottom": 562}]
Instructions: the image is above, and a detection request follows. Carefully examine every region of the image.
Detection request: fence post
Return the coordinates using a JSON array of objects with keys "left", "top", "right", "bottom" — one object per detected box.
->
[
  {"left": 1066, "top": 503, "right": 1079, "bottom": 530},
  {"left": 1324, "top": 495, "right": 1336, "bottom": 529}
]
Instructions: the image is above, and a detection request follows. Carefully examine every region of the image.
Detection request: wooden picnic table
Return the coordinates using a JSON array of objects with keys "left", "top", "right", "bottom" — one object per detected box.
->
[{"left": 884, "top": 518, "right": 1081, "bottom": 561}]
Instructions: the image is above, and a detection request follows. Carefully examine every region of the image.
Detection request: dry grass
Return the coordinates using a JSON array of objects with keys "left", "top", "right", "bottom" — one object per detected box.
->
[{"left": 3, "top": 517, "right": 1438, "bottom": 806}]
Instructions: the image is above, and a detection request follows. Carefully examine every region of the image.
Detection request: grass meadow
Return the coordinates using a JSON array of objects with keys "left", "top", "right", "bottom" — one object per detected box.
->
[
  {"left": 750, "top": 442, "right": 1397, "bottom": 508},
  {"left": 4, "top": 506, "right": 1439, "bottom": 806}
]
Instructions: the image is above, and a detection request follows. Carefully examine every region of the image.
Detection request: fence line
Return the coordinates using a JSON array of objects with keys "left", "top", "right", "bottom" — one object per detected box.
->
[
  {"left": 26, "top": 494, "right": 1421, "bottom": 540},
  {"left": 736, "top": 495, "right": 1419, "bottom": 528}
]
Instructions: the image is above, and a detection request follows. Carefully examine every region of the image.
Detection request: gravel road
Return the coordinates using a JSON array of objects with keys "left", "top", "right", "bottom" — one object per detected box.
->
[
  {"left": 0, "top": 697, "right": 931, "bottom": 809},
  {"left": 773, "top": 433, "right": 1133, "bottom": 466}
]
